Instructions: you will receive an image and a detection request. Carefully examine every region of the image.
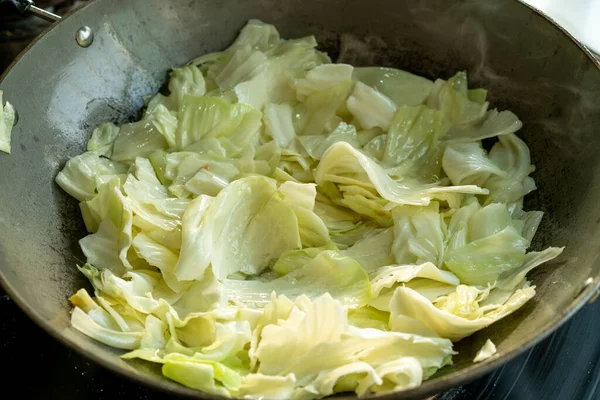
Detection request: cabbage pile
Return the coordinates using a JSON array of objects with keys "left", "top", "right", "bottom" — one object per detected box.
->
[{"left": 57, "top": 20, "right": 563, "bottom": 399}]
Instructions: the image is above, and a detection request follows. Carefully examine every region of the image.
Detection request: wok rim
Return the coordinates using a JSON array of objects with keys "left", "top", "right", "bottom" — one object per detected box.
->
[{"left": 1, "top": 0, "right": 599, "bottom": 398}]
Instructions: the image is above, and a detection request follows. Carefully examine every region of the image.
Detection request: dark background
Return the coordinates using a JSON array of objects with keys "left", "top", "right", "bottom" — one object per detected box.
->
[{"left": 1, "top": 2, "right": 600, "bottom": 399}]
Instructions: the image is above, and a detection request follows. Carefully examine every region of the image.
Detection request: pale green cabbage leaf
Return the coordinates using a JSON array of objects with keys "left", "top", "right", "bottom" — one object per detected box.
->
[
  {"left": 223, "top": 250, "right": 371, "bottom": 307},
  {"left": 353, "top": 67, "right": 434, "bottom": 107}
]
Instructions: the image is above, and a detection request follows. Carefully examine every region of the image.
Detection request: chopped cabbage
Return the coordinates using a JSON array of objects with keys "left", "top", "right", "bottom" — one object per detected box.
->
[
  {"left": 54, "top": 20, "right": 564, "bottom": 399},
  {"left": 0, "top": 90, "right": 16, "bottom": 154},
  {"left": 473, "top": 339, "right": 497, "bottom": 362}
]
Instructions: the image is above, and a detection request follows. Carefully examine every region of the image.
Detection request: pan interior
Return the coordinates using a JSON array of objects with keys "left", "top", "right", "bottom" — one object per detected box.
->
[{"left": 0, "top": 0, "right": 599, "bottom": 398}]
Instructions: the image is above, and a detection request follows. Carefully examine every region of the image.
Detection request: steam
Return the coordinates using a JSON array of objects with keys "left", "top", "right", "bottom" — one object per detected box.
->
[{"left": 335, "top": 0, "right": 599, "bottom": 153}]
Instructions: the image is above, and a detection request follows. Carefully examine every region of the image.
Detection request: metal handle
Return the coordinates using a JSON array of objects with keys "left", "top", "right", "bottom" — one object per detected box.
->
[{"left": 2, "top": 0, "right": 62, "bottom": 23}]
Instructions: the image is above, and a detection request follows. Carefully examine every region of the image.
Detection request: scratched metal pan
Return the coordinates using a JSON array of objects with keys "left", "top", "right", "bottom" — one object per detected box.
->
[{"left": 0, "top": 0, "right": 599, "bottom": 398}]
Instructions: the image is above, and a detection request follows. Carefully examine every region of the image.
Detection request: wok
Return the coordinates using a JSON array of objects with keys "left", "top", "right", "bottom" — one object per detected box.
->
[{"left": 1, "top": 0, "right": 600, "bottom": 398}]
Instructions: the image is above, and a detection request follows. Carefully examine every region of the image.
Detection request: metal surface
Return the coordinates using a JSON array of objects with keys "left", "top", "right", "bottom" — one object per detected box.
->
[
  {"left": 0, "top": 0, "right": 599, "bottom": 399},
  {"left": 27, "top": 4, "right": 62, "bottom": 22},
  {"left": 75, "top": 25, "right": 93, "bottom": 47}
]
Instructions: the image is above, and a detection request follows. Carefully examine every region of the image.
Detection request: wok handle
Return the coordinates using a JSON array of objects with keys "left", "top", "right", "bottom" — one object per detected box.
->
[{"left": 1, "top": 0, "right": 62, "bottom": 23}]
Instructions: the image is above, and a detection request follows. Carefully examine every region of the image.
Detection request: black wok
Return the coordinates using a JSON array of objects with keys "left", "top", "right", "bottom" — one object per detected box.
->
[{"left": 1, "top": 0, "right": 599, "bottom": 398}]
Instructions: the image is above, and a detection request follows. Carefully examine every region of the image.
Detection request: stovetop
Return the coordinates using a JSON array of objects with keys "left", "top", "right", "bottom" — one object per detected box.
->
[
  {"left": 2, "top": 285, "right": 599, "bottom": 399},
  {"left": 1, "top": 2, "right": 600, "bottom": 400}
]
